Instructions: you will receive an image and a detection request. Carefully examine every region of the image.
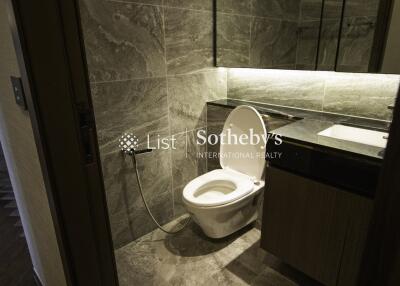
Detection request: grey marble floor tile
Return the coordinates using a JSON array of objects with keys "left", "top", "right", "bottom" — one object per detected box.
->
[
  {"left": 323, "top": 73, "right": 400, "bottom": 120},
  {"left": 250, "top": 18, "right": 298, "bottom": 69},
  {"left": 252, "top": 0, "right": 301, "bottom": 22},
  {"left": 164, "top": 7, "right": 213, "bottom": 75},
  {"left": 91, "top": 77, "right": 169, "bottom": 149},
  {"left": 216, "top": 0, "right": 252, "bottom": 15},
  {"left": 79, "top": 0, "right": 165, "bottom": 82},
  {"left": 163, "top": 0, "right": 213, "bottom": 11},
  {"left": 217, "top": 13, "right": 251, "bottom": 67},
  {"left": 227, "top": 69, "right": 325, "bottom": 111},
  {"left": 171, "top": 129, "right": 207, "bottom": 217},
  {"left": 115, "top": 218, "right": 322, "bottom": 285},
  {"left": 168, "top": 70, "right": 227, "bottom": 134}
]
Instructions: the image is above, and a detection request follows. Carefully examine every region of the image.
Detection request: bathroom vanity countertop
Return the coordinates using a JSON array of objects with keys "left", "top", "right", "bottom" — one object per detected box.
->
[
  {"left": 208, "top": 99, "right": 388, "bottom": 162},
  {"left": 270, "top": 118, "right": 385, "bottom": 162}
]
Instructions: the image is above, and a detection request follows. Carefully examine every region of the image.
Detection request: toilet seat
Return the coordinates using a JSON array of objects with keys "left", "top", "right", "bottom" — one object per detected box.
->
[
  {"left": 182, "top": 105, "right": 268, "bottom": 238},
  {"left": 183, "top": 169, "right": 254, "bottom": 207}
]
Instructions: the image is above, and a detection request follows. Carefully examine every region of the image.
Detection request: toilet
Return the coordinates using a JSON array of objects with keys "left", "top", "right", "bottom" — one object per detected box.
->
[{"left": 183, "top": 105, "right": 267, "bottom": 238}]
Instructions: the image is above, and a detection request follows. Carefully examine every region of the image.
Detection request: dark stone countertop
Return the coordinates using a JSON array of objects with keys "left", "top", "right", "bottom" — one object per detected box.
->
[{"left": 208, "top": 99, "right": 389, "bottom": 162}]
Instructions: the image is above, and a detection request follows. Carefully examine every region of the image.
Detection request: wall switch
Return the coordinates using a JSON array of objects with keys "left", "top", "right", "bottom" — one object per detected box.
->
[{"left": 10, "top": 76, "right": 27, "bottom": 110}]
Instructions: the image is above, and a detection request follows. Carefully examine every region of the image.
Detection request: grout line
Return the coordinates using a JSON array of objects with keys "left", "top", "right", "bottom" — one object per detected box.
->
[
  {"left": 162, "top": 3, "right": 176, "bottom": 217},
  {"left": 170, "top": 127, "right": 207, "bottom": 139},
  {"left": 90, "top": 69, "right": 220, "bottom": 85},
  {"left": 107, "top": 0, "right": 162, "bottom": 8},
  {"left": 107, "top": 0, "right": 297, "bottom": 22},
  {"left": 227, "top": 98, "right": 391, "bottom": 122},
  {"left": 248, "top": 15, "right": 252, "bottom": 67},
  {"left": 216, "top": 11, "right": 299, "bottom": 23},
  {"left": 91, "top": 75, "right": 166, "bottom": 85},
  {"left": 205, "top": 107, "right": 208, "bottom": 171},
  {"left": 161, "top": 5, "right": 213, "bottom": 13},
  {"left": 108, "top": 0, "right": 215, "bottom": 14}
]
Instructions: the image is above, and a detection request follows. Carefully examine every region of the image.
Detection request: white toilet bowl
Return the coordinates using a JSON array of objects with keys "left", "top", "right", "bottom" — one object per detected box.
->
[{"left": 183, "top": 105, "right": 267, "bottom": 238}]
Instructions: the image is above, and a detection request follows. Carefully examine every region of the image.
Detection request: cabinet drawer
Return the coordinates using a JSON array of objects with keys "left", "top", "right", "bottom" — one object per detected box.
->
[
  {"left": 261, "top": 167, "right": 373, "bottom": 286},
  {"left": 261, "top": 167, "right": 348, "bottom": 286}
]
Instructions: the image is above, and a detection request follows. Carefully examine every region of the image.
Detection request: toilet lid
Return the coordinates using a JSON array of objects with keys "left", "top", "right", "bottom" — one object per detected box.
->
[{"left": 220, "top": 106, "right": 267, "bottom": 181}]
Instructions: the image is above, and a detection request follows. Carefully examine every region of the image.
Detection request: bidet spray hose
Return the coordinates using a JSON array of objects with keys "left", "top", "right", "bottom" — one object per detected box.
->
[{"left": 130, "top": 150, "right": 191, "bottom": 235}]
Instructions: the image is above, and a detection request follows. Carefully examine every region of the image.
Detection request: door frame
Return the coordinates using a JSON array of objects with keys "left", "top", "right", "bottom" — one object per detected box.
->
[
  {"left": 6, "top": 0, "right": 118, "bottom": 285},
  {"left": 358, "top": 88, "right": 400, "bottom": 285}
]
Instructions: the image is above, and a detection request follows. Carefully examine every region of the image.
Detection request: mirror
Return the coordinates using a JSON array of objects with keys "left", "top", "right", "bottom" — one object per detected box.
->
[{"left": 216, "top": 0, "right": 400, "bottom": 74}]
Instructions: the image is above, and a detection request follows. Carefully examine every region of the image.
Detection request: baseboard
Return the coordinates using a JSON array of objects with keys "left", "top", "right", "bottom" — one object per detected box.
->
[{"left": 33, "top": 269, "right": 43, "bottom": 286}]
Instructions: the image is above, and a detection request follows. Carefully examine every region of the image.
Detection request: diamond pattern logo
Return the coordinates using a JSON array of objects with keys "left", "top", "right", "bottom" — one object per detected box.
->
[{"left": 119, "top": 133, "right": 139, "bottom": 152}]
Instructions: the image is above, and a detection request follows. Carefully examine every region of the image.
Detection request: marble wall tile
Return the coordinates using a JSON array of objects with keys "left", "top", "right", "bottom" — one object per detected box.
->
[
  {"left": 126, "top": 190, "right": 174, "bottom": 242},
  {"left": 250, "top": 18, "right": 298, "bottom": 68},
  {"left": 207, "top": 104, "right": 232, "bottom": 130},
  {"left": 317, "top": 18, "right": 341, "bottom": 70},
  {"left": 164, "top": 8, "right": 213, "bottom": 75},
  {"left": 163, "top": 0, "right": 213, "bottom": 11},
  {"left": 100, "top": 145, "right": 173, "bottom": 248},
  {"left": 344, "top": 0, "right": 380, "bottom": 18},
  {"left": 216, "top": 13, "right": 251, "bottom": 67},
  {"left": 216, "top": 0, "right": 252, "bottom": 15},
  {"left": 206, "top": 105, "right": 232, "bottom": 171},
  {"left": 300, "top": 0, "right": 323, "bottom": 21},
  {"left": 335, "top": 65, "right": 369, "bottom": 73},
  {"left": 80, "top": 0, "right": 165, "bottom": 82},
  {"left": 323, "top": 73, "right": 400, "bottom": 120},
  {"left": 323, "top": 0, "right": 344, "bottom": 18},
  {"left": 171, "top": 129, "right": 207, "bottom": 217},
  {"left": 168, "top": 70, "right": 227, "bottom": 134},
  {"left": 228, "top": 69, "right": 325, "bottom": 110},
  {"left": 252, "top": 0, "right": 301, "bottom": 22},
  {"left": 296, "top": 20, "right": 320, "bottom": 68},
  {"left": 336, "top": 17, "right": 376, "bottom": 72},
  {"left": 91, "top": 77, "right": 169, "bottom": 149}
]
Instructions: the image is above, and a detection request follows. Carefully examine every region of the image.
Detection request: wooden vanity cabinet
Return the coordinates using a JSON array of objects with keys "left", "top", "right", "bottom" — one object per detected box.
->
[{"left": 261, "top": 167, "right": 373, "bottom": 286}]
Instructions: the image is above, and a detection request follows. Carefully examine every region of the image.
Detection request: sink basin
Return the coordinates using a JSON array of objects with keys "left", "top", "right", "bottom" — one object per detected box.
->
[{"left": 318, "top": 124, "right": 388, "bottom": 148}]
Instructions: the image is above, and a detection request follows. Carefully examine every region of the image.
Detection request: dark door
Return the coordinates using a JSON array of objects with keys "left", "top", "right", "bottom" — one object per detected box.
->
[
  {"left": 6, "top": 0, "right": 119, "bottom": 285},
  {"left": 359, "top": 89, "right": 400, "bottom": 286}
]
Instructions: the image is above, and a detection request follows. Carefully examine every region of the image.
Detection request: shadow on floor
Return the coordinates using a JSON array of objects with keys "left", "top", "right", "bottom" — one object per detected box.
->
[
  {"left": 164, "top": 219, "right": 255, "bottom": 257},
  {"left": 225, "top": 239, "right": 323, "bottom": 286}
]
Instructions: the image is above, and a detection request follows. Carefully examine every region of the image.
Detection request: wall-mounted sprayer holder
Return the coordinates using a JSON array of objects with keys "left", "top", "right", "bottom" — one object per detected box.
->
[
  {"left": 118, "top": 133, "right": 153, "bottom": 156},
  {"left": 119, "top": 138, "right": 191, "bottom": 235},
  {"left": 121, "top": 148, "right": 153, "bottom": 156}
]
